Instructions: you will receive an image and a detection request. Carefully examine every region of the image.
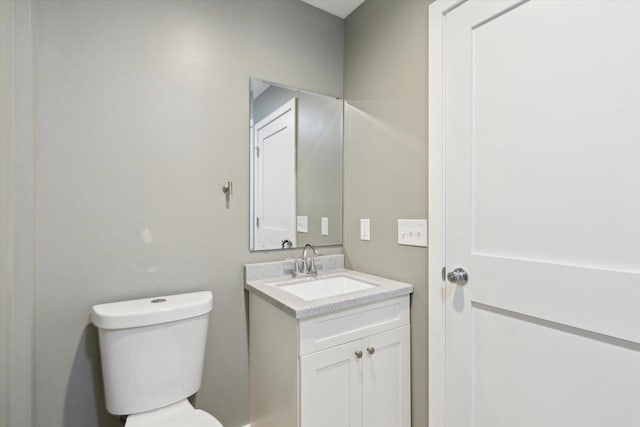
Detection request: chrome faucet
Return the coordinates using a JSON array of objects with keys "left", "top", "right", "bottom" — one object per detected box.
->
[{"left": 294, "top": 243, "right": 319, "bottom": 277}]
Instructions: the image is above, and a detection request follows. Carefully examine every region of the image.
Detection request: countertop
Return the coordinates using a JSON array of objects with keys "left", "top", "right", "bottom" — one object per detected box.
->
[{"left": 244, "top": 255, "right": 414, "bottom": 319}]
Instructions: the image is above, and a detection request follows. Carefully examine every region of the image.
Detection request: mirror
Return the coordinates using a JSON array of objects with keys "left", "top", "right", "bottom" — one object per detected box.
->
[{"left": 250, "top": 78, "right": 343, "bottom": 251}]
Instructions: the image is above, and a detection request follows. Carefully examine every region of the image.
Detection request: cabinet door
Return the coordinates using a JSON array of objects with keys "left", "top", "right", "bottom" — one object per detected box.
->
[
  {"left": 300, "top": 339, "right": 362, "bottom": 427},
  {"left": 362, "top": 326, "right": 411, "bottom": 427}
]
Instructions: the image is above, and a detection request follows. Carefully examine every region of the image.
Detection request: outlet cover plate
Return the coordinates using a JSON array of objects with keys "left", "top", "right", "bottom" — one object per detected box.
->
[
  {"left": 321, "top": 217, "right": 329, "bottom": 236},
  {"left": 297, "top": 216, "right": 308, "bottom": 233},
  {"left": 360, "top": 219, "right": 370, "bottom": 241}
]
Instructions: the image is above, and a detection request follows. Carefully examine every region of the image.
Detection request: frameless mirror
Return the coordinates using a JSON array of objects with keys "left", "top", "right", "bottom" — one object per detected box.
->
[{"left": 250, "top": 78, "right": 343, "bottom": 251}]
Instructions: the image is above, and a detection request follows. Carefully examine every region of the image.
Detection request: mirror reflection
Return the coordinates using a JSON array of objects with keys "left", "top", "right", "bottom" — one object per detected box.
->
[{"left": 250, "top": 78, "right": 343, "bottom": 251}]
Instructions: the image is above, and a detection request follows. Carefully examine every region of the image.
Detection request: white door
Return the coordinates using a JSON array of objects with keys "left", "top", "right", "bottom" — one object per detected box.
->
[
  {"left": 300, "top": 340, "right": 362, "bottom": 427},
  {"left": 254, "top": 98, "right": 297, "bottom": 250},
  {"left": 362, "top": 326, "right": 411, "bottom": 427},
  {"left": 442, "top": 1, "right": 640, "bottom": 426}
]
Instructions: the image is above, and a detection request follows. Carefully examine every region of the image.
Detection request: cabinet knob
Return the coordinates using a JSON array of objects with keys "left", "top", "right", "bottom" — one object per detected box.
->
[
  {"left": 354, "top": 350, "right": 363, "bottom": 359},
  {"left": 367, "top": 347, "right": 375, "bottom": 355}
]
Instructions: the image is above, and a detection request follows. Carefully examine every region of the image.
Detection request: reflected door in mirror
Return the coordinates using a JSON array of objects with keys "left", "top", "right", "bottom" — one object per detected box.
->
[{"left": 254, "top": 98, "right": 297, "bottom": 250}]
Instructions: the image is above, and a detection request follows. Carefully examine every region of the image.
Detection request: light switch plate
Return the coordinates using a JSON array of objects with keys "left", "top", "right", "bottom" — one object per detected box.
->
[
  {"left": 360, "top": 219, "right": 371, "bottom": 241},
  {"left": 297, "top": 216, "right": 308, "bottom": 233},
  {"left": 398, "top": 219, "right": 427, "bottom": 247},
  {"left": 321, "top": 217, "right": 329, "bottom": 236}
]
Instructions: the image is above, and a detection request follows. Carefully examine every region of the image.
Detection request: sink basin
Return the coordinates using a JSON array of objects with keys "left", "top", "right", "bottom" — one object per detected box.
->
[{"left": 279, "top": 275, "right": 376, "bottom": 301}]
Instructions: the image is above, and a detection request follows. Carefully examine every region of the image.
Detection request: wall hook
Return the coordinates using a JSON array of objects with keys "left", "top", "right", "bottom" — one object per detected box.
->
[{"left": 222, "top": 181, "right": 233, "bottom": 202}]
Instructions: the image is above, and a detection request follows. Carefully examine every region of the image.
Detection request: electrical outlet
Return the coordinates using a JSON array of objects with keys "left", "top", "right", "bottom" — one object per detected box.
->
[
  {"left": 321, "top": 217, "right": 329, "bottom": 236},
  {"left": 297, "top": 216, "right": 308, "bottom": 233},
  {"left": 360, "top": 219, "right": 371, "bottom": 241}
]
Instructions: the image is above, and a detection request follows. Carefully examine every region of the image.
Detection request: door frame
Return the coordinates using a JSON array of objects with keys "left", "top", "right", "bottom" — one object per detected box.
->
[{"left": 427, "top": 1, "right": 463, "bottom": 426}]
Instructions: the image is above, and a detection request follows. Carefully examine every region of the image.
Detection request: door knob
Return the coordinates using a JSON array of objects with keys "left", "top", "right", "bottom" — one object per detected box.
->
[
  {"left": 447, "top": 268, "right": 469, "bottom": 285},
  {"left": 367, "top": 347, "right": 375, "bottom": 355},
  {"left": 355, "top": 350, "right": 363, "bottom": 359}
]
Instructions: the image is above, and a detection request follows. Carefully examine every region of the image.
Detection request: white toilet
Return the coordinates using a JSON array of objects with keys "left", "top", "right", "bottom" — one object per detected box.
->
[{"left": 91, "top": 291, "right": 223, "bottom": 427}]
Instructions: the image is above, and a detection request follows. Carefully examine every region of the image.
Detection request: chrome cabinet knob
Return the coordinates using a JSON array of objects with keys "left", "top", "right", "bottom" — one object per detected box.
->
[
  {"left": 447, "top": 268, "right": 469, "bottom": 285},
  {"left": 367, "top": 347, "right": 375, "bottom": 355},
  {"left": 355, "top": 350, "right": 363, "bottom": 359}
]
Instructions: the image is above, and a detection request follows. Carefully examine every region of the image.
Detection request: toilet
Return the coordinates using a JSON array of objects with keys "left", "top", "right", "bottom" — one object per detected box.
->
[{"left": 91, "top": 291, "right": 223, "bottom": 427}]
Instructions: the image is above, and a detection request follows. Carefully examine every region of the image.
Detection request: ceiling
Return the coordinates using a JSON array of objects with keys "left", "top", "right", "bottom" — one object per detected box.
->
[
  {"left": 300, "top": 0, "right": 366, "bottom": 19},
  {"left": 252, "top": 80, "right": 270, "bottom": 100}
]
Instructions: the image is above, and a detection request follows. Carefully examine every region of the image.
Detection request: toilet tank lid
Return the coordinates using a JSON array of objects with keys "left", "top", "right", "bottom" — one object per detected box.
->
[{"left": 91, "top": 291, "right": 213, "bottom": 330}]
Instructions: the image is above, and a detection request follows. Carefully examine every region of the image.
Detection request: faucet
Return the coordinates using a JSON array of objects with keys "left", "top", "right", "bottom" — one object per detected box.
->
[{"left": 294, "top": 243, "right": 319, "bottom": 277}]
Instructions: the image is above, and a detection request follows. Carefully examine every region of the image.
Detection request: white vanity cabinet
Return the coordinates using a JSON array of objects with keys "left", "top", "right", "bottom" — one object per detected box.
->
[
  {"left": 300, "top": 339, "right": 363, "bottom": 427},
  {"left": 248, "top": 293, "right": 411, "bottom": 427},
  {"left": 301, "top": 326, "right": 410, "bottom": 427}
]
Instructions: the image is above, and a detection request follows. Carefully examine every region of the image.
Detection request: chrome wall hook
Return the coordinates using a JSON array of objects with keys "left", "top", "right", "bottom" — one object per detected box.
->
[{"left": 222, "top": 181, "right": 232, "bottom": 202}]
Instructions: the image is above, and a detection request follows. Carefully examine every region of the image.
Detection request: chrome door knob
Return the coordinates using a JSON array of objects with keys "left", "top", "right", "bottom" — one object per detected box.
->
[{"left": 447, "top": 268, "right": 469, "bottom": 285}]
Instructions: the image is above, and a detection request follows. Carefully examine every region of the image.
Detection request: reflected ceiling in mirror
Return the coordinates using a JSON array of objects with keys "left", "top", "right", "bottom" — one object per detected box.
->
[{"left": 250, "top": 78, "right": 343, "bottom": 251}]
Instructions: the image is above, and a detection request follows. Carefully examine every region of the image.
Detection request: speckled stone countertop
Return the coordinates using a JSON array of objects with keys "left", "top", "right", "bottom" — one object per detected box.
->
[{"left": 244, "top": 254, "right": 414, "bottom": 319}]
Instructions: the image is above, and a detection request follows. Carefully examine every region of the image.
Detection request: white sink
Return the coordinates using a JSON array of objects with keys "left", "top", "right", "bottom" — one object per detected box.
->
[{"left": 279, "top": 275, "right": 376, "bottom": 301}]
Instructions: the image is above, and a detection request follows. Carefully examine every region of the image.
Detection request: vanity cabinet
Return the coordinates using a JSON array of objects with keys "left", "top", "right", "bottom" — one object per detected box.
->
[
  {"left": 249, "top": 293, "right": 411, "bottom": 427},
  {"left": 301, "top": 326, "right": 410, "bottom": 427},
  {"left": 300, "top": 339, "right": 362, "bottom": 427}
]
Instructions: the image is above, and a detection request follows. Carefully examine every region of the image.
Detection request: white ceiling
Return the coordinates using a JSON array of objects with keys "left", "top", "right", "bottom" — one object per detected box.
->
[
  {"left": 300, "top": 0, "right": 366, "bottom": 19},
  {"left": 252, "top": 80, "right": 270, "bottom": 100}
]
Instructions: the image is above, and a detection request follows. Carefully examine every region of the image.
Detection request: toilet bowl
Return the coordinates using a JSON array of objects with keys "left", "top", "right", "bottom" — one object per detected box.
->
[
  {"left": 91, "top": 291, "right": 223, "bottom": 427},
  {"left": 125, "top": 400, "right": 223, "bottom": 427}
]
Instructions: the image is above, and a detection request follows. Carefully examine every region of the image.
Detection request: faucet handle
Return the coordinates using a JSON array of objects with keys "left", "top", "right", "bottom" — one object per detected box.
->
[
  {"left": 298, "top": 258, "right": 307, "bottom": 274},
  {"left": 304, "top": 256, "right": 318, "bottom": 275}
]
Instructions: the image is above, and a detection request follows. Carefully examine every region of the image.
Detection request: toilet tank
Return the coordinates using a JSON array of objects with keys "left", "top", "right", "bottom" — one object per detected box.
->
[{"left": 91, "top": 291, "right": 213, "bottom": 415}]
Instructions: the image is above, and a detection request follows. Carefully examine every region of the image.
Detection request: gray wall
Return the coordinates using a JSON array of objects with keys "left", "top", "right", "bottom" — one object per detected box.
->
[
  {"left": 344, "top": 1, "right": 429, "bottom": 426},
  {"left": 28, "top": 1, "right": 343, "bottom": 426},
  {"left": 11, "top": 1, "right": 36, "bottom": 425},
  {"left": 0, "top": 1, "right": 13, "bottom": 425},
  {"left": 253, "top": 85, "right": 343, "bottom": 247}
]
